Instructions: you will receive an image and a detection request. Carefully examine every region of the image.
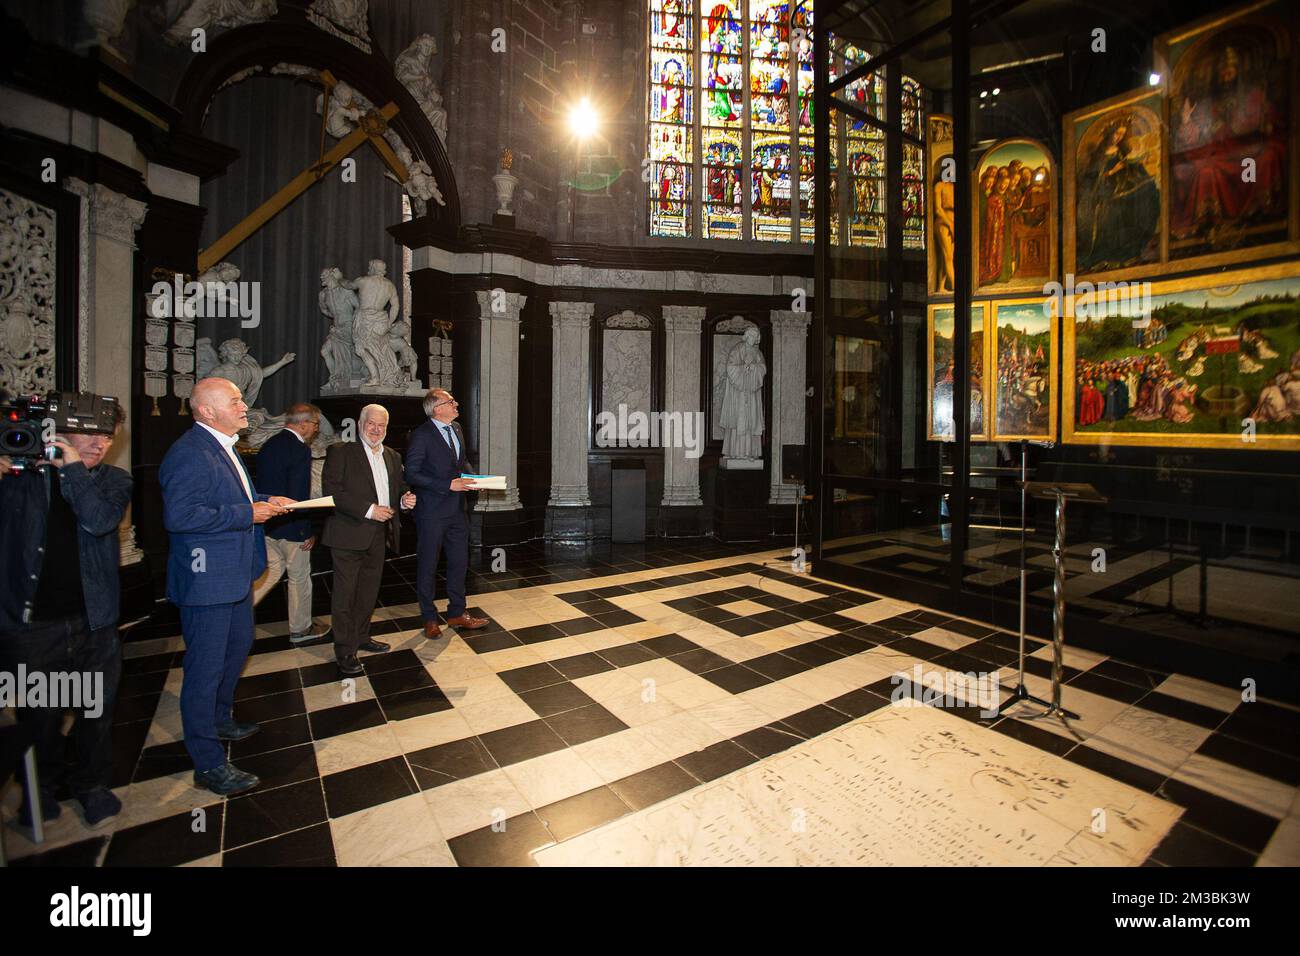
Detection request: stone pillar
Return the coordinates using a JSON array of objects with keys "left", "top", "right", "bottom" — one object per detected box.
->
[
  {"left": 547, "top": 301, "right": 593, "bottom": 507},
  {"left": 66, "top": 177, "right": 147, "bottom": 564},
  {"left": 768, "top": 309, "right": 811, "bottom": 505},
  {"left": 661, "top": 305, "right": 705, "bottom": 508},
  {"left": 474, "top": 288, "right": 524, "bottom": 512}
]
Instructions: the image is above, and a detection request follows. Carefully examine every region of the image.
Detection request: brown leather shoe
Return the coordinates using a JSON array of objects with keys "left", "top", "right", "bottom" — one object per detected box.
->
[
  {"left": 423, "top": 620, "right": 442, "bottom": 639},
  {"left": 445, "top": 613, "right": 489, "bottom": 630}
]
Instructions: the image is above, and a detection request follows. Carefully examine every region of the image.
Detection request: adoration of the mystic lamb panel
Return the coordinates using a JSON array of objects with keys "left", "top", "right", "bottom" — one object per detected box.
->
[
  {"left": 927, "top": 303, "right": 989, "bottom": 442},
  {"left": 1063, "top": 88, "right": 1164, "bottom": 283},
  {"left": 1154, "top": 0, "right": 1299, "bottom": 271},
  {"left": 972, "top": 139, "right": 1057, "bottom": 296},
  {"left": 927, "top": 114, "right": 956, "bottom": 297},
  {"left": 991, "top": 298, "right": 1058, "bottom": 442},
  {"left": 1064, "top": 261, "right": 1300, "bottom": 450}
]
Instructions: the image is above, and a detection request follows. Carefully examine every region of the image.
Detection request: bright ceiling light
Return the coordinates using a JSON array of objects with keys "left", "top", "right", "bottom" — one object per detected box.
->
[{"left": 1148, "top": 72, "right": 1161, "bottom": 86}]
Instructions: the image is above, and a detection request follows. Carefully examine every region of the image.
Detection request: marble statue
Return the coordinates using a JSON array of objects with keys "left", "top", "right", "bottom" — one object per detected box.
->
[
  {"left": 208, "top": 337, "right": 294, "bottom": 409},
  {"left": 394, "top": 34, "right": 448, "bottom": 144},
  {"left": 719, "top": 326, "right": 766, "bottom": 466},
  {"left": 383, "top": 137, "right": 445, "bottom": 214},
  {"left": 195, "top": 336, "right": 219, "bottom": 380},
  {"left": 83, "top": 0, "right": 137, "bottom": 53},
  {"left": 307, "top": 0, "right": 371, "bottom": 51},
  {"left": 387, "top": 318, "right": 419, "bottom": 382},
  {"left": 344, "top": 259, "right": 403, "bottom": 388},
  {"left": 319, "top": 266, "right": 362, "bottom": 390},
  {"left": 161, "top": 0, "right": 278, "bottom": 45},
  {"left": 316, "top": 79, "right": 369, "bottom": 139}
]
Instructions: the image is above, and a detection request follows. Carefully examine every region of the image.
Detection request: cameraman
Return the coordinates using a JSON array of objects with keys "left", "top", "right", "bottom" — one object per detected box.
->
[{"left": 0, "top": 403, "right": 132, "bottom": 829}]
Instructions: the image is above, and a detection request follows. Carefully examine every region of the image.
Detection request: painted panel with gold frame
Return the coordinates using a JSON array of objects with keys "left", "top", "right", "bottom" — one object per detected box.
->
[
  {"left": 926, "top": 114, "right": 955, "bottom": 297},
  {"left": 1154, "top": 0, "right": 1300, "bottom": 272},
  {"left": 833, "top": 334, "right": 881, "bottom": 439},
  {"left": 927, "top": 302, "right": 989, "bottom": 442},
  {"left": 991, "top": 297, "right": 1059, "bottom": 442},
  {"left": 1063, "top": 260, "right": 1300, "bottom": 450},
  {"left": 1063, "top": 88, "right": 1165, "bottom": 283},
  {"left": 972, "top": 138, "right": 1057, "bottom": 296}
]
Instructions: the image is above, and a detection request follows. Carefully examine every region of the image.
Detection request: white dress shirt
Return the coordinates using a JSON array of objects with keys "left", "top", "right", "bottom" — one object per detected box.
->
[
  {"left": 363, "top": 440, "right": 390, "bottom": 520},
  {"left": 198, "top": 422, "right": 254, "bottom": 502}
]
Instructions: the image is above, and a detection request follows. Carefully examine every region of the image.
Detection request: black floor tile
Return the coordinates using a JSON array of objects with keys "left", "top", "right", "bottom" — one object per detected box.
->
[
  {"left": 715, "top": 616, "right": 770, "bottom": 637},
  {"left": 782, "top": 704, "right": 853, "bottom": 738},
  {"left": 12, "top": 835, "right": 107, "bottom": 867},
  {"left": 609, "top": 761, "right": 700, "bottom": 811},
  {"left": 732, "top": 723, "right": 806, "bottom": 759},
  {"left": 746, "top": 652, "right": 812, "bottom": 680},
  {"left": 992, "top": 717, "right": 1077, "bottom": 757},
  {"left": 134, "top": 740, "right": 204, "bottom": 783},
  {"left": 513, "top": 622, "right": 565, "bottom": 644},
  {"left": 1195, "top": 732, "right": 1300, "bottom": 785},
  {"left": 104, "top": 805, "right": 223, "bottom": 867},
  {"left": 322, "top": 755, "right": 418, "bottom": 818},
  {"left": 1216, "top": 702, "right": 1300, "bottom": 756},
  {"left": 1065, "top": 670, "right": 1149, "bottom": 705},
  {"left": 1066, "top": 745, "right": 1165, "bottom": 793},
  {"left": 593, "top": 609, "right": 642, "bottom": 628},
  {"left": 234, "top": 668, "right": 301, "bottom": 701},
  {"left": 1089, "top": 659, "right": 1168, "bottom": 691},
  {"left": 112, "top": 691, "right": 161, "bottom": 726},
  {"left": 236, "top": 742, "right": 320, "bottom": 790},
  {"left": 700, "top": 664, "right": 770, "bottom": 693},
  {"left": 222, "top": 822, "right": 336, "bottom": 867},
  {"left": 537, "top": 786, "right": 631, "bottom": 842},
  {"left": 1149, "top": 821, "right": 1256, "bottom": 867},
  {"left": 543, "top": 702, "right": 629, "bottom": 746},
  {"left": 639, "top": 633, "right": 698, "bottom": 657},
  {"left": 498, "top": 661, "right": 566, "bottom": 694},
  {"left": 1137, "top": 692, "right": 1227, "bottom": 730},
  {"left": 667, "top": 647, "right": 732, "bottom": 674},
  {"left": 570, "top": 598, "right": 620, "bottom": 615},
  {"left": 550, "top": 652, "right": 617, "bottom": 680},
  {"left": 1158, "top": 778, "right": 1280, "bottom": 854},
  {"left": 448, "top": 811, "right": 553, "bottom": 866},
  {"left": 846, "top": 623, "right": 901, "bottom": 646},
  {"left": 409, "top": 736, "right": 498, "bottom": 789},
  {"left": 236, "top": 688, "right": 307, "bottom": 724},
  {"left": 118, "top": 671, "right": 168, "bottom": 699},
  {"left": 308, "top": 699, "right": 386, "bottom": 740},
  {"left": 519, "top": 681, "right": 597, "bottom": 718},
  {"left": 555, "top": 616, "right": 608, "bottom": 637},
  {"left": 299, "top": 660, "right": 349, "bottom": 689},
  {"left": 780, "top": 641, "right": 841, "bottom": 668},
  {"left": 380, "top": 685, "right": 454, "bottom": 720},
  {"left": 675, "top": 740, "right": 757, "bottom": 783},
  {"left": 223, "top": 779, "right": 327, "bottom": 850},
  {"left": 465, "top": 630, "right": 523, "bottom": 653},
  {"left": 814, "top": 632, "right": 867, "bottom": 657},
  {"left": 877, "top": 614, "right": 929, "bottom": 635},
  {"left": 826, "top": 689, "right": 890, "bottom": 719},
  {"left": 367, "top": 665, "right": 437, "bottom": 698},
  {"left": 230, "top": 713, "right": 313, "bottom": 759},
  {"left": 478, "top": 719, "right": 568, "bottom": 767},
  {"left": 597, "top": 642, "right": 658, "bottom": 668},
  {"left": 359, "top": 649, "right": 423, "bottom": 676}
]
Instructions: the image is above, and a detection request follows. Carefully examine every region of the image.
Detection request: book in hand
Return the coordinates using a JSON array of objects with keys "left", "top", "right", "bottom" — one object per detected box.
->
[
  {"left": 460, "top": 474, "right": 506, "bottom": 490},
  {"left": 283, "top": 495, "right": 335, "bottom": 510}
]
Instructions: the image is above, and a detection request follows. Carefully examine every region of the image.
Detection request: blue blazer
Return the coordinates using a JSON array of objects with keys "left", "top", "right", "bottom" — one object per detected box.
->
[
  {"left": 160, "top": 424, "right": 269, "bottom": 607},
  {"left": 255, "top": 428, "right": 313, "bottom": 542},
  {"left": 405, "top": 418, "right": 472, "bottom": 522}
]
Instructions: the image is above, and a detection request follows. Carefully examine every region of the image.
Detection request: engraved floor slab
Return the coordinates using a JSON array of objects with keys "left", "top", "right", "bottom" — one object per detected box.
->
[{"left": 534, "top": 704, "right": 1183, "bottom": 867}]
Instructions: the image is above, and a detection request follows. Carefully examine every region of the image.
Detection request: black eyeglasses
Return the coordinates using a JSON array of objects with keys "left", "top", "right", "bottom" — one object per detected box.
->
[{"left": 433, "top": 398, "right": 458, "bottom": 408}]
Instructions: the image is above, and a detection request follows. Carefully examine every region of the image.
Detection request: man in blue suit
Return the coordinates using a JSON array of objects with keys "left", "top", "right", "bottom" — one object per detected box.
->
[
  {"left": 160, "top": 377, "right": 293, "bottom": 795},
  {"left": 405, "top": 389, "right": 489, "bottom": 639}
]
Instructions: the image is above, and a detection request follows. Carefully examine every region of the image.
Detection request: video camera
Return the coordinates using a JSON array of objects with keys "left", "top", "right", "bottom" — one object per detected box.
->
[{"left": 0, "top": 391, "right": 122, "bottom": 474}]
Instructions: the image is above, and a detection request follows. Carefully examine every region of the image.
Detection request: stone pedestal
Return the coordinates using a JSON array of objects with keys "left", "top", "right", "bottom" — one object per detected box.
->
[
  {"left": 474, "top": 289, "right": 525, "bottom": 513},
  {"left": 769, "top": 309, "right": 811, "bottom": 505},
  {"left": 546, "top": 300, "right": 595, "bottom": 540}
]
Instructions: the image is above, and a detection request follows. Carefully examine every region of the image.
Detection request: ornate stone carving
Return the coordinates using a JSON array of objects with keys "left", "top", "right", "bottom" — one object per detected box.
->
[
  {"left": 207, "top": 337, "right": 294, "bottom": 409},
  {"left": 606, "top": 310, "right": 651, "bottom": 329},
  {"left": 308, "top": 0, "right": 371, "bottom": 53},
  {"left": 0, "top": 187, "right": 58, "bottom": 395},
  {"left": 394, "top": 34, "right": 448, "bottom": 144},
  {"left": 340, "top": 259, "right": 421, "bottom": 394},
  {"left": 318, "top": 265, "right": 363, "bottom": 392},
  {"left": 162, "top": 0, "right": 279, "bottom": 46},
  {"left": 662, "top": 304, "right": 703, "bottom": 334},
  {"left": 715, "top": 315, "right": 756, "bottom": 334}
]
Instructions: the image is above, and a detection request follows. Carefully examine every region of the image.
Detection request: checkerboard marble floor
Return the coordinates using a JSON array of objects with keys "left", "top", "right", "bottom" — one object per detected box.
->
[{"left": 4, "top": 546, "right": 1298, "bottom": 867}]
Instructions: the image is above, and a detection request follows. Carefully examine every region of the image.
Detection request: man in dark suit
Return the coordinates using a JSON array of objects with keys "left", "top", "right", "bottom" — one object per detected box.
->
[
  {"left": 405, "top": 388, "right": 489, "bottom": 639},
  {"left": 252, "top": 402, "right": 330, "bottom": 645},
  {"left": 321, "top": 403, "right": 415, "bottom": 676},
  {"left": 160, "top": 377, "right": 293, "bottom": 796}
]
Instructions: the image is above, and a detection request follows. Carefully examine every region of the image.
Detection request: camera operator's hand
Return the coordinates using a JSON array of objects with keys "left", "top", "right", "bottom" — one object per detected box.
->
[
  {"left": 251, "top": 501, "right": 289, "bottom": 523},
  {"left": 47, "top": 439, "right": 80, "bottom": 468},
  {"left": 0, "top": 455, "right": 12, "bottom": 476}
]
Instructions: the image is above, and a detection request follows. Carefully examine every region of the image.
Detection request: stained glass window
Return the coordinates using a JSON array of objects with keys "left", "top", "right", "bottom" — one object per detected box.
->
[{"left": 647, "top": 1, "right": 923, "bottom": 246}]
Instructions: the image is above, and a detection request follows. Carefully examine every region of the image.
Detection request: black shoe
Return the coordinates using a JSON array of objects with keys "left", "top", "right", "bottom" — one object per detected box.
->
[
  {"left": 18, "top": 791, "right": 62, "bottom": 828},
  {"left": 358, "top": 639, "right": 390, "bottom": 654},
  {"left": 76, "top": 788, "right": 122, "bottom": 828},
  {"left": 215, "top": 720, "right": 260, "bottom": 741},
  {"left": 337, "top": 654, "right": 364, "bottom": 676},
  {"left": 193, "top": 763, "right": 260, "bottom": 796},
  {"left": 290, "top": 625, "right": 332, "bottom": 646}
]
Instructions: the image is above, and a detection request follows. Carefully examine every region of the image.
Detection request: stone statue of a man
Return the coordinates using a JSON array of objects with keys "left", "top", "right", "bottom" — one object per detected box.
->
[
  {"left": 209, "top": 337, "right": 294, "bottom": 409},
  {"left": 319, "top": 266, "right": 360, "bottom": 389},
  {"left": 720, "top": 326, "right": 766, "bottom": 464},
  {"left": 344, "top": 258, "right": 402, "bottom": 387}
]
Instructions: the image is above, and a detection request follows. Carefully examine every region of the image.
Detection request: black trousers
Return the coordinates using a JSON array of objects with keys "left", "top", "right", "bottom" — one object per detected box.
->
[
  {"left": 329, "top": 533, "right": 387, "bottom": 658},
  {"left": 0, "top": 615, "right": 122, "bottom": 798},
  {"left": 416, "top": 510, "right": 470, "bottom": 621}
]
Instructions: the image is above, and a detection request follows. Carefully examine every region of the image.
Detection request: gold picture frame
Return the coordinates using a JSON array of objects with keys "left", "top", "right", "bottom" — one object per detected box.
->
[
  {"left": 927, "top": 302, "right": 990, "bottom": 442},
  {"left": 1153, "top": 0, "right": 1300, "bottom": 273},
  {"left": 972, "top": 138, "right": 1058, "bottom": 296},
  {"left": 926, "top": 114, "right": 955, "bottom": 297},
  {"left": 1063, "top": 260, "right": 1300, "bottom": 450},
  {"left": 991, "top": 297, "right": 1059, "bottom": 442},
  {"left": 1063, "top": 87, "right": 1166, "bottom": 283}
]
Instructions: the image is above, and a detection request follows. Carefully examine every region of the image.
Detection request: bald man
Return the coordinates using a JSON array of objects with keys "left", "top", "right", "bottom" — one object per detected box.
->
[{"left": 160, "top": 377, "right": 294, "bottom": 796}]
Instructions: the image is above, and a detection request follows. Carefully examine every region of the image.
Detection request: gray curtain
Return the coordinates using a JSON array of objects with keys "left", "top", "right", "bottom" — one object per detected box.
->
[{"left": 195, "top": 0, "right": 451, "bottom": 417}]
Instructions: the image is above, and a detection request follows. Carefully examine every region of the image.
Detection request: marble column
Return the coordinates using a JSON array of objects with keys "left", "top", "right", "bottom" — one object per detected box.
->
[
  {"left": 66, "top": 177, "right": 148, "bottom": 564},
  {"left": 547, "top": 301, "right": 594, "bottom": 507},
  {"left": 661, "top": 305, "right": 705, "bottom": 507},
  {"left": 474, "top": 288, "right": 525, "bottom": 511},
  {"left": 768, "top": 309, "right": 811, "bottom": 505}
]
